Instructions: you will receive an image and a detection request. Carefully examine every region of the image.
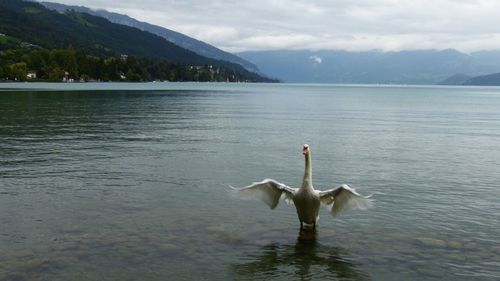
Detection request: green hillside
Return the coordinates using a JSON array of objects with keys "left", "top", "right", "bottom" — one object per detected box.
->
[
  {"left": 41, "top": 1, "right": 261, "bottom": 73},
  {"left": 0, "top": 0, "right": 273, "bottom": 82}
]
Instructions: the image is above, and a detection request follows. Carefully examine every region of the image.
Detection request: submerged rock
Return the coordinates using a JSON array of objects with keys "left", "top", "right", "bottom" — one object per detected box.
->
[
  {"left": 52, "top": 241, "right": 82, "bottom": 252},
  {"left": 463, "top": 242, "right": 479, "bottom": 250},
  {"left": 446, "top": 241, "right": 463, "bottom": 249},
  {"left": 157, "top": 243, "right": 178, "bottom": 251},
  {"left": 416, "top": 266, "right": 446, "bottom": 278},
  {"left": 415, "top": 237, "right": 447, "bottom": 248},
  {"left": 447, "top": 252, "right": 467, "bottom": 262},
  {"left": 2, "top": 272, "right": 29, "bottom": 281},
  {"left": 319, "top": 229, "right": 336, "bottom": 239}
]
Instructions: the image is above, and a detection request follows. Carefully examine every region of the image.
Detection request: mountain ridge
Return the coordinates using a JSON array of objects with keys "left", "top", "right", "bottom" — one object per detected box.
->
[
  {"left": 437, "top": 73, "right": 472, "bottom": 85},
  {"left": 462, "top": 72, "right": 500, "bottom": 86},
  {"left": 238, "top": 49, "right": 500, "bottom": 84},
  {"left": 0, "top": 0, "right": 274, "bottom": 82},
  {"left": 40, "top": 1, "right": 260, "bottom": 74},
  {"left": 0, "top": 0, "right": 213, "bottom": 64}
]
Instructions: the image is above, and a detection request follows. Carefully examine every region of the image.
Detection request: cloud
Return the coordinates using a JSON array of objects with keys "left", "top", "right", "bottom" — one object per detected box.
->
[
  {"left": 309, "top": 55, "right": 322, "bottom": 64},
  {"left": 43, "top": 0, "right": 500, "bottom": 53}
]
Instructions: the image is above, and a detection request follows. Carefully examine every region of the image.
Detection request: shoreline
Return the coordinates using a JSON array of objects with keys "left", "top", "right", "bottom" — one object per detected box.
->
[{"left": 2, "top": 81, "right": 500, "bottom": 92}]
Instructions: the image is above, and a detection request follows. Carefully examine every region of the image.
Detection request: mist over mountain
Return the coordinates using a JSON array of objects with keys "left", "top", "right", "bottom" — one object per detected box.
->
[
  {"left": 238, "top": 49, "right": 500, "bottom": 84},
  {"left": 41, "top": 1, "right": 260, "bottom": 74}
]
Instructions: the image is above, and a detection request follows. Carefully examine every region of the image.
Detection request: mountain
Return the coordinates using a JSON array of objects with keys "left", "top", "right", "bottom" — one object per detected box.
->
[
  {"left": 470, "top": 50, "right": 500, "bottom": 66},
  {"left": 0, "top": 33, "right": 24, "bottom": 50},
  {"left": 0, "top": 0, "right": 274, "bottom": 82},
  {"left": 40, "top": 1, "right": 260, "bottom": 73},
  {"left": 463, "top": 72, "right": 500, "bottom": 86},
  {"left": 438, "top": 73, "right": 472, "bottom": 85},
  {"left": 0, "top": 0, "right": 204, "bottom": 64},
  {"left": 238, "top": 49, "right": 500, "bottom": 84}
]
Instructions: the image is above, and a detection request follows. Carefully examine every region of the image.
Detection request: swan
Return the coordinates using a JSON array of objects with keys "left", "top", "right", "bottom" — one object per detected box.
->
[{"left": 232, "top": 144, "right": 373, "bottom": 230}]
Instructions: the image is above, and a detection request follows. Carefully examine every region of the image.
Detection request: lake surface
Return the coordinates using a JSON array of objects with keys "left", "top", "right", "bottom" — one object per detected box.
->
[{"left": 1, "top": 83, "right": 499, "bottom": 280}]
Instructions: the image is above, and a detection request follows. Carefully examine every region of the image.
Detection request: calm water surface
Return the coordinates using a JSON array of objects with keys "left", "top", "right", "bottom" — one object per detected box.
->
[{"left": 1, "top": 83, "right": 499, "bottom": 280}]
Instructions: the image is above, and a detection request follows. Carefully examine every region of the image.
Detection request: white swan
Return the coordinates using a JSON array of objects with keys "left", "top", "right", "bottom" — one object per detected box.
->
[{"left": 232, "top": 144, "right": 373, "bottom": 230}]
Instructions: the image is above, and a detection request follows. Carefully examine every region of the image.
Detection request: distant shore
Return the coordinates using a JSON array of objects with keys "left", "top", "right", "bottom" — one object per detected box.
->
[{"left": 3, "top": 82, "right": 500, "bottom": 93}]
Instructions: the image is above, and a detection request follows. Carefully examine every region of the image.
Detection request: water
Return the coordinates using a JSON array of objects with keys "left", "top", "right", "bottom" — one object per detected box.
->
[{"left": 1, "top": 83, "right": 499, "bottom": 280}]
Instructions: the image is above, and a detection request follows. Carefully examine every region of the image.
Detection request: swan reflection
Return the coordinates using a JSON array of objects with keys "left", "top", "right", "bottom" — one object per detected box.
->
[{"left": 233, "top": 229, "right": 368, "bottom": 280}]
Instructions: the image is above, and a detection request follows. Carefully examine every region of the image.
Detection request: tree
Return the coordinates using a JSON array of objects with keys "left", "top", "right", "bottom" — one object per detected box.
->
[
  {"left": 9, "top": 62, "right": 27, "bottom": 81},
  {"left": 28, "top": 50, "right": 48, "bottom": 73},
  {"left": 48, "top": 67, "right": 64, "bottom": 82},
  {"left": 198, "top": 69, "right": 211, "bottom": 82},
  {"left": 126, "top": 69, "right": 142, "bottom": 82},
  {"left": 0, "top": 44, "right": 272, "bottom": 83},
  {"left": 63, "top": 46, "right": 78, "bottom": 78}
]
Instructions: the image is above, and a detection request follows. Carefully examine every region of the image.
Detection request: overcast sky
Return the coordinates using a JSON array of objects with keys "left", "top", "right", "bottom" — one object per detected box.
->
[{"left": 46, "top": 0, "right": 500, "bottom": 53}]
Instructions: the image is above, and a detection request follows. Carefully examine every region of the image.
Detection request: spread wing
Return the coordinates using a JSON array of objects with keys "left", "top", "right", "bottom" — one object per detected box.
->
[
  {"left": 319, "top": 184, "right": 373, "bottom": 216},
  {"left": 230, "top": 179, "right": 297, "bottom": 209}
]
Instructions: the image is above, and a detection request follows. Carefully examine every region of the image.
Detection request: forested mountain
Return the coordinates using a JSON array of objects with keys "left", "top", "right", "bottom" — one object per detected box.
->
[
  {"left": 439, "top": 71, "right": 500, "bottom": 86},
  {"left": 0, "top": 0, "right": 273, "bottom": 82},
  {"left": 0, "top": 44, "right": 261, "bottom": 82},
  {"left": 0, "top": 0, "right": 203, "bottom": 64},
  {"left": 437, "top": 74, "right": 472, "bottom": 85},
  {"left": 41, "top": 1, "right": 260, "bottom": 73},
  {"left": 462, "top": 72, "right": 500, "bottom": 86},
  {"left": 239, "top": 49, "right": 500, "bottom": 84}
]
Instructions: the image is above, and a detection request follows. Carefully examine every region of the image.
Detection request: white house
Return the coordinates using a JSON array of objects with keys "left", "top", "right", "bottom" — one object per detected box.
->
[{"left": 27, "top": 71, "right": 37, "bottom": 79}]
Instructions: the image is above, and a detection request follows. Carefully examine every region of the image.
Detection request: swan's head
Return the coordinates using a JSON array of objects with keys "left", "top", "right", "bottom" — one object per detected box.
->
[{"left": 302, "top": 144, "right": 310, "bottom": 156}]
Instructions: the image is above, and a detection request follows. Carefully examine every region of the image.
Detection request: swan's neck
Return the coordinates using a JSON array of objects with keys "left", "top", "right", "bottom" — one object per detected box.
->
[{"left": 302, "top": 152, "right": 313, "bottom": 190}]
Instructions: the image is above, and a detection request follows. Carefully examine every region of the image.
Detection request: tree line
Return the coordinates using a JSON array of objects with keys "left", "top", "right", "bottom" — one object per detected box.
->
[{"left": 0, "top": 47, "right": 256, "bottom": 82}]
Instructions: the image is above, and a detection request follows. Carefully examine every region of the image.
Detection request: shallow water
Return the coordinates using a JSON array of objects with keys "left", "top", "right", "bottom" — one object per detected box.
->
[{"left": 1, "top": 83, "right": 499, "bottom": 280}]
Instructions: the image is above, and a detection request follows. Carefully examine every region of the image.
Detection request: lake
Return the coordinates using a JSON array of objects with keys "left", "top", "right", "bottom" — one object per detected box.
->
[{"left": 1, "top": 83, "right": 499, "bottom": 280}]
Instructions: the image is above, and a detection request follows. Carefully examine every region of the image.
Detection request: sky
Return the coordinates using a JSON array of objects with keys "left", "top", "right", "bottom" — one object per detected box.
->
[{"left": 44, "top": 0, "right": 500, "bottom": 53}]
